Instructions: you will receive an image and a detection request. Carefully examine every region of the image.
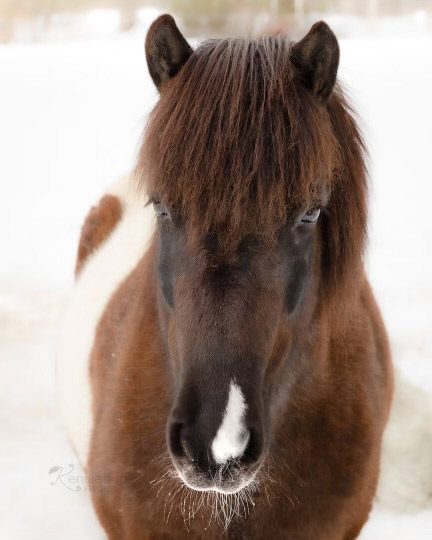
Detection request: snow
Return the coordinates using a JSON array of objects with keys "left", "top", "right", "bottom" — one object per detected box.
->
[{"left": 0, "top": 22, "right": 431, "bottom": 539}]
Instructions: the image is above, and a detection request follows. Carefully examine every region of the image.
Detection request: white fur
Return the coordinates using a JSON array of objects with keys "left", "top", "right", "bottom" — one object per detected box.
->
[
  {"left": 56, "top": 176, "right": 155, "bottom": 467},
  {"left": 377, "top": 370, "right": 432, "bottom": 511},
  {"left": 56, "top": 178, "right": 432, "bottom": 512},
  {"left": 211, "top": 380, "right": 249, "bottom": 465}
]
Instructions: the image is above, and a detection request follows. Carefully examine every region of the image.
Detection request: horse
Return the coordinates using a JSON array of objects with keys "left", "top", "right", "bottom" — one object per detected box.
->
[{"left": 57, "top": 14, "right": 393, "bottom": 539}]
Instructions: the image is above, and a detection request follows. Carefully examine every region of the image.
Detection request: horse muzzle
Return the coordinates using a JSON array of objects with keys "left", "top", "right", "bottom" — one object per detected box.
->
[{"left": 167, "top": 379, "right": 264, "bottom": 493}]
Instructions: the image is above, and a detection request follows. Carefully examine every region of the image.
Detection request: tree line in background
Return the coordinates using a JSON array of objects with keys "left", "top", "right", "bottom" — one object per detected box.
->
[{"left": 0, "top": 0, "right": 431, "bottom": 41}]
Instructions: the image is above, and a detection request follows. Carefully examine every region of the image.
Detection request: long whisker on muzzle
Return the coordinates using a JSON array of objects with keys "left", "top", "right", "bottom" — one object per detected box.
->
[{"left": 167, "top": 372, "right": 265, "bottom": 495}]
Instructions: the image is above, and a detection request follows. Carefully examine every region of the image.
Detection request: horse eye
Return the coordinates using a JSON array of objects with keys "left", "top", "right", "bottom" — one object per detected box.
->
[
  {"left": 153, "top": 202, "right": 170, "bottom": 219},
  {"left": 300, "top": 206, "right": 321, "bottom": 224}
]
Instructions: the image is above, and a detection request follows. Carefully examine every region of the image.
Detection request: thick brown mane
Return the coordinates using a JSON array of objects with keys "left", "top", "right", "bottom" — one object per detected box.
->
[
  {"left": 137, "top": 35, "right": 367, "bottom": 297},
  {"left": 77, "top": 19, "right": 392, "bottom": 540}
]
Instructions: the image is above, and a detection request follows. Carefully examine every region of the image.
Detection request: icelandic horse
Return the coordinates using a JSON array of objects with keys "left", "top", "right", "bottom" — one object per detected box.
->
[{"left": 58, "top": 15, "right": 393, "bottom": 540}]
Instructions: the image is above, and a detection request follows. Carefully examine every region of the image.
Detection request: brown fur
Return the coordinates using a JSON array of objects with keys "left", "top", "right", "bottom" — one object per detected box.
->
[
  {"left": 82, "top": 27, "right": 392, "bottom": 540},
  {"left": 87, "top": 244, "right": 392, "bottom": 539},
  {"left": 75, "top": 194, "right": 122, "bottom": 276},
  {"left": 137, "top": 37, "right": 366, "bottom": 304}
]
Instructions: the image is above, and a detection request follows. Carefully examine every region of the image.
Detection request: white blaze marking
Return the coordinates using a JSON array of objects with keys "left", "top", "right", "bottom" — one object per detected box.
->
[
  {"left": 56, "top": 176, "right": 154, "bottom": 467},
  {"left": 211, "top": 380, "right": 249, "bottom": 465}
]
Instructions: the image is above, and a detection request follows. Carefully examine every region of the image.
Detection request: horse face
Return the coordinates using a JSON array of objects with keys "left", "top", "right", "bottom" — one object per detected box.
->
[
  {"left": 155, "top": 204, "right": 321, "bottom": 493},
  {"left": 145, "top": 15, "right": 339, "bottom": 494}
]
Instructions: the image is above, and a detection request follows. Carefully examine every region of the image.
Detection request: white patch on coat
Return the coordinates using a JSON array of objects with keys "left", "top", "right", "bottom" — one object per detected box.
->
[
  {"left": 211, "top": 380, "right": 250, "bottom": 465},
  {"left": 56, "top": 176, "right": 155, "bottom": 467}
]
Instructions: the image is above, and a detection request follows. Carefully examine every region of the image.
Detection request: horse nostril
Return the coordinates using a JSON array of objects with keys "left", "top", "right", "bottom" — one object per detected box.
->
[
  {"left": 180, "top": 435, "right": 195, "bottom": 462},
  {"left": 169, "top": 422, "right": 185, "bottom": 458},
  {"left": 242, "top": 427, "right": 262, "bottom": 465},
  {"left": 169, "top": 422, "right": 196, "bottom": 463}
]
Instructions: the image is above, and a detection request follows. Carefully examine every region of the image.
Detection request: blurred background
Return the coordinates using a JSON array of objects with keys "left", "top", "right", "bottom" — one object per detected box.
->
[
  {"left": 0, "top": 1, "right": 431, "bottom": 539},
  {"left": 1, "top": 0, "right": 432, "bottom": 41}
]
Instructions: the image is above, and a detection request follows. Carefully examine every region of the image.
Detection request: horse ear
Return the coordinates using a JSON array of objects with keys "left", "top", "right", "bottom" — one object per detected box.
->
[
  {"left": 291, "top": 21, "right": 339, "bottom": 101},
  {"left": 145, "top": 14, "right": 193, "bottom": 90}
]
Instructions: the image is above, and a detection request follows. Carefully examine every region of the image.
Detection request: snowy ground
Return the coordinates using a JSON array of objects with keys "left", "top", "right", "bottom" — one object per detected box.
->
[{"left": 0, "top": 25, "right": 431, "bottom": 540}]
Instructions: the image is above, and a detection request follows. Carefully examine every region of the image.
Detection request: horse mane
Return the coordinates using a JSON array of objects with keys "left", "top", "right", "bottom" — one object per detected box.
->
[{"left": 136, "top": 36, "right": 367, "bottom": 301}]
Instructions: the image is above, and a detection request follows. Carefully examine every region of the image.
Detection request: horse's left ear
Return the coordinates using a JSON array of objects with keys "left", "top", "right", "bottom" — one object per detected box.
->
[
  {"left": 291, "top": 21, "right": 339, "bottom": 102},
  {"left": 145, "top": 14, "right": 193, "bottom": 90}
]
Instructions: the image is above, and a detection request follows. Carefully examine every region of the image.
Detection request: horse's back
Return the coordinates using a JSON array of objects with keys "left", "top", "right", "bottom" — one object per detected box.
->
[{"left": 56, "top": 176, "right": 155, "bottom": 466}]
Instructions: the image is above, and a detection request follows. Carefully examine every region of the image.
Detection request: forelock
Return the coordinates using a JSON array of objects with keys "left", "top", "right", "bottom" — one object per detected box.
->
[{"left": 137, "top": 36, "right": 341, "bottom": 244}]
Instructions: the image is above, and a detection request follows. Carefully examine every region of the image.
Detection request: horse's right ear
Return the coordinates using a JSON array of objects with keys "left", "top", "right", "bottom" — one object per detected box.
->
[
  {"left": 145, "top": 14, "right": 193, "bottom": 90},
  {"left": 291, "top": 21, "right": 339, "bottom": 102}
]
